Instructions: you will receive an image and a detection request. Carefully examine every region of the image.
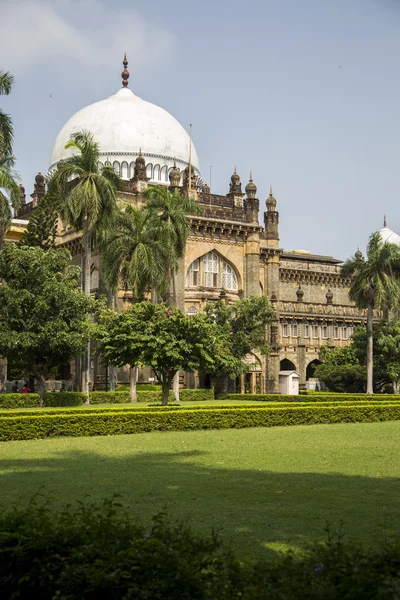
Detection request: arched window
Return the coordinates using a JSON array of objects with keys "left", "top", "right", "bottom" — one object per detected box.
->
[
  {"left": 223, "top": 263, "right": 238, "bottom": 290},
  {"left": 146, "top": 163, "right": 153, "bottom": 179},
  {"left": 90, "top": 265, "right": 99, "bottom": 290},
  {"left": 204, "top": 252, "right": 219, "bottom": 287},
  {"left": 186, "top": 306, "right": 198, "bottom": 316},
  {"left": 153, "top": 164, "right": 161, "bottom": 181},
  {"left": 105, "top": 160, "right": 112, "bottom": 168},
  {"left": 185, "top": 253, "right": 239, "bottom": 291},
  {"left": 113, "top": 161, "right": 120, "bottom": 175},
  {"left": 160, "top": 165, "right": 168, "bottom": 182},
  {"left": 121, "top": 161, "right": 129, "bottom": 179},
  {"left": 129, "top": 162, "right": 136, "bottom": 178},
  {"left": 97, "top": 161, "right": 104, "bottom": 170},
  {"left": 186, "top": 259, "right": 199, "bottom": 286}
]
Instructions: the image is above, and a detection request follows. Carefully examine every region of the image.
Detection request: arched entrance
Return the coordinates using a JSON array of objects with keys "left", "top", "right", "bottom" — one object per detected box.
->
[
  {"left": 280, "top": 358, "right": 296, "bottom": 371},
  {"left": 241, "top": 353, "right": 263, "bottom": 394},
  {"left": 306, "top": 359, "right": 322, "bottom": 380}
]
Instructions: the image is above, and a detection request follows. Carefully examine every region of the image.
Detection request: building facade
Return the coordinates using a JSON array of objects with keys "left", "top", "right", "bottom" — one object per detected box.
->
[{"left": 13, "top": 57, "right": 382, "bottom": 393}]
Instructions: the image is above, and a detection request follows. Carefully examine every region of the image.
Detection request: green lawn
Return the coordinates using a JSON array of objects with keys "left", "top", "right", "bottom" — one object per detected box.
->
[{"left": 1, "top": 422, "right": 399, "bottom": 558}]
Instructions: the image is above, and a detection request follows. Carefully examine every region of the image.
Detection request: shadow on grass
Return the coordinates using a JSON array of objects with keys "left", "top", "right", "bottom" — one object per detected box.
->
[{"left": 1, "top": 446, "right": 399, "bottom": 558}]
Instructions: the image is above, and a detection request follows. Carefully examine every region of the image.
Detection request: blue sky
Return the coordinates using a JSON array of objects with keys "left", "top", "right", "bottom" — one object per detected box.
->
[{"left": 2, "top": 0, "right": 400, "bottom": 259}]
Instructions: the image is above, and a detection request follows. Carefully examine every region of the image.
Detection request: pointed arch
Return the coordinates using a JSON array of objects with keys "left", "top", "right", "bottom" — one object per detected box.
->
[
  {"left": 146, "top": 163, "right": 153, "bottom": 179},
  {"left": 185, "top": 250, "right": 240, "bottom": 291}
]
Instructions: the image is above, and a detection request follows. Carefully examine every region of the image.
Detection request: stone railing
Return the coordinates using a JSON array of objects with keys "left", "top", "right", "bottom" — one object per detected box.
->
[{"left": 279, "top": 300, "right": 379, "bottom": 319}]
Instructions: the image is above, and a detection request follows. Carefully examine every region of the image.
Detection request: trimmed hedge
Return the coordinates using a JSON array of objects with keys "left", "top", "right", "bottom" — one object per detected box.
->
[
  {"left": 0, "top": 393, "right": 40, "bottom": 409},
  {"left": 221, "top": 393, "right": 400, "bottom": 403},
  {"left": 2, "top": 499, "right": 400, "bottom": 599},
  {"left": 0, "top": 388, "right": 214, "bottom": 410},
  {"left": 2, "top": 399, "right": 400, "bottom": 419},
  {"left": 1, "top": 403, "right": 400, "bottom": 441}
]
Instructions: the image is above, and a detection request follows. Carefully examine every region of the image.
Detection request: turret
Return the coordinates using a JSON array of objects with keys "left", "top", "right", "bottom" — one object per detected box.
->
[
  {"left": 169, "top": 158, "right": 181, "bottom": 191},
  {"left": 264, "top": 185, "right": 279, "bottom": 246},
  {"left": 131, "top": 150, "right": 148, "bottom": 192},
  {"left": 244, "top": 171, "right": 259, "bottom": 223},
  {"left": 226, "top": 167, "right": 244, "bottom": 207},
  {"left": 31, "top": 172, "right": 45, "bottom": 208}
]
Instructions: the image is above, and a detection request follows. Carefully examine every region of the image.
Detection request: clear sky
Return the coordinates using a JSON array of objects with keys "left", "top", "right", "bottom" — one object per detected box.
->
[{"left": 2, "top": 0, "right": 400, "bottom": 259}]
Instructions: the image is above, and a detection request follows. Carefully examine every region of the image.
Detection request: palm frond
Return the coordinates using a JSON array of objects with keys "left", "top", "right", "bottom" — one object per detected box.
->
[{"left": 0, "top": 71, "right": 14, "bottom": 95}]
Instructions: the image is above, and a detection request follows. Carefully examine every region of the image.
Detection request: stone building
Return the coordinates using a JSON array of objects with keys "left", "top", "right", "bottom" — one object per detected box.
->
[{"left": 14, "top": 57, "right": 382, "bottom": 392}]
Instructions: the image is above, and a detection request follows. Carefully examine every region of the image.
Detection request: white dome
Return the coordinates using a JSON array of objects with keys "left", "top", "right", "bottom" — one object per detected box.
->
[
  {"left": 49, "top": 87, "right": 200, "bottom": 184},
  {"left": 379, "top": 226, "right": 400, "bottom": 246}
]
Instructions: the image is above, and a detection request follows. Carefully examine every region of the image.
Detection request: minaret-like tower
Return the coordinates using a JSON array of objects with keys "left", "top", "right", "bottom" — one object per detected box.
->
[
  {"left": 264, "top": 185, "right": 279, "bottom": 246},
  {"left": 31, "top": 172, "right": 46, "bottom": 208},
  {"left": 244, "top": 171, "right": 259, "bottom": 223},
  {"left": 131, "top": 150, "right": 148, "bottom": 192},
  {"left": 169, "top": 158, "right": 181, "bottom": 191},
  {"left": 227, "top": 167, "right": 244, "bottom": 207}
]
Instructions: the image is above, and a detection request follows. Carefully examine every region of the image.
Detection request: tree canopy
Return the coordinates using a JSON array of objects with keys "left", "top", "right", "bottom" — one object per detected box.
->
[{"left": 0, "top": 244, "right": 96, "bottom": 399}]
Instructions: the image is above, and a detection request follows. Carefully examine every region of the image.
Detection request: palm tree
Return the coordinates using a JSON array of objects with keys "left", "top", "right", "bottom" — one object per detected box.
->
[
  {"left": 51, "top": 130, "right": 122, "bottom": 402},
  {"left": 144, "top": 185, "right": 202, "bottom": 400},
  {"left": 0, "top": 70, "right": 14, "bottom": 156},
  {"left": 101, "top": 204, "right": 170, "bottom": 401},
  {"left": 342, "top": 232, "right": 400, "bottom": 393},
  {"left": 0, "top": 154, "right": 20, "bottom": 244},
  {"left": 0, "top": 71, "right": 20, "bottom": 245},
  {"left": 144, "top": 186, "right": 201, "bottom": 304}
]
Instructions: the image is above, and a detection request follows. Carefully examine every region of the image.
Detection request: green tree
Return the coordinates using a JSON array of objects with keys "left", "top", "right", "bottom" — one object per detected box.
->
[
  {"left": 0, "top": 245, "right": 96, "bottom": 402},
  {"left": 314, "top": 345, "right": 366, "bottom": 392},
  {"left": 352, "top": 320, "right": 400, "bottom": 391},
  {"left": 19, "top": 192, "right": 58, "bottom": 250},
  {"left": 144, "top": 186, "right": 201, "bottom": 303},
  {"left": 96, "top": 302, "right": 237, "bottom": 405},
  {"left": 204, "top": 296, "right": 275, "bottom": 392},
  {"left": 0, "top": 71, "right": 20, "bottom": 245},
  {"left": 341, "top": 232, "right": 400, "bottom": 394},
  {"left": 50, "top": 130, "right": 122, "bottom": 402}
]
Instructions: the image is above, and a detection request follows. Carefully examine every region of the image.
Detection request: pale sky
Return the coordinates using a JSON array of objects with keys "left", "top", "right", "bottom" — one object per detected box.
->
[{"left": 2, "top": 0, "right": 400, "bottom": 259}]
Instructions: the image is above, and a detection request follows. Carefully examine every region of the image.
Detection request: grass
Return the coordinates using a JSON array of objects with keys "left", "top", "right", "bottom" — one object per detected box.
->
[{"left": 0, "top": 421, "right": 399, "bottom": 558}]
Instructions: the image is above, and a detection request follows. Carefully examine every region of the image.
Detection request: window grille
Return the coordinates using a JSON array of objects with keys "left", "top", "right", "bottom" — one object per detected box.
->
[
  {"left": 186, "top": 259, "right": 199, "bottom": 287},
  {"left": 223, "top": 262, "right": 238, "bottom": 290},
  {"left": 186, "top": 306, "right": 198, "bottom": 316}
]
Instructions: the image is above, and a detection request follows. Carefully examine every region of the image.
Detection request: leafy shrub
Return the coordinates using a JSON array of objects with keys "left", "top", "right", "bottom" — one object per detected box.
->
[
  {"left": 0, "top": 393, "right": 40, "bottom": 409},
  {"left": 0, "top": 498, "right": 399, "bottom": 599},
  {"left": 180, "top": 389, "right": 214, "bottom": 401},
  {"left": 43, "top": 392, "right": 86, "bottom": 406},
  {"left": 1, "top": 403, "right": 400, "bottom": 442}
]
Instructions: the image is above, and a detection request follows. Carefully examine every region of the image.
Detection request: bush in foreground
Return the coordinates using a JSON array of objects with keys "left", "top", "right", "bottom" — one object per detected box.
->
[{"left": 0, "top": 499, "right": 399, "bottom": 599}]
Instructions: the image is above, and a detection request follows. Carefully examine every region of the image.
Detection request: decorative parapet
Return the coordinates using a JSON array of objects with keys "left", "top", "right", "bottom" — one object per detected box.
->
[
  {"left": 189, "top": 216, "right": 262, "bottom": 240},
  {"left": 279, "top": 300, "right": 380, "bottom": 320}
]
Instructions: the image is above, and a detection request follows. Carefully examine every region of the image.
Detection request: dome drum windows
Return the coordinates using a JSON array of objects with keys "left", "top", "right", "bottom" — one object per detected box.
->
[{"left": 186, "top": 252, "right": 238, "bottom": 291}]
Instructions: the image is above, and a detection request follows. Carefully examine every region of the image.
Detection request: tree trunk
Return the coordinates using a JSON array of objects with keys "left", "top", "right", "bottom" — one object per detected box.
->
[
  {"left": 173, "top": 371, "right": 180, "bottom": 402},
  {"left": 0, "top": 357, "right": 7, "bottom": 393},
  {"left": 83, "top": 233, "right": 91, "bottom": 404},
  {"left": 36, "top": 374, "right": 46, "bottom": 407},
  {"left": 109, "top": 292, "right": 116, "bottom": 391},
  {"left": 129, "top": 365, "right": 138, "bottom": 403},
  {"left": 366, "top": 303, "right": 374, "bottom": 394},
  {"left": 161, "top": 378, "right": 170, "bottom": 405}
]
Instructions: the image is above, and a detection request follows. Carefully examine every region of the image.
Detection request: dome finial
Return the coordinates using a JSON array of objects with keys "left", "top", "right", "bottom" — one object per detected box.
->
[
  {"left": 384, "top": 214, "right": 387, "bottom": 228},
  {"left": 250, "top": 170, "right": 253, "bottom": 181},
  {"left": 121, "top": 53, "right": 129, "bottom": 88},
  {"left": 270, "top": 184, "right": 273, "bottom": 196},
  {"left": 173, "top": 157, "right": 177, "bottom": 167}
]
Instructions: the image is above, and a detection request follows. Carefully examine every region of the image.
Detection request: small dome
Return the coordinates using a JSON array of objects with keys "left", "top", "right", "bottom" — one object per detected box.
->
[
  {"left": 355, "top": 248, "right": 363, "bottom": 259},
  {"left": 202, "top": 182, "right": 210, "bottom": 193},
  {"left": 35, "top": 171, "right": 45, "bottom": 185},
  {"left": 135, "top": 151, "right": 145, "bottom": 165},
  {"left": 245, "top": 171, "right": 257, "bottom": 194},
  {"left": 231, "top": 167, "right": 240, "bottom": 183}
]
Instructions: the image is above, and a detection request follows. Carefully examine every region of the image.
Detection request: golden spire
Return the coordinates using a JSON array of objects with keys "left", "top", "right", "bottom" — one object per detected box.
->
[
  {"left": 384, "top": 214, "right": 387, "bottom": 227},
  {"left": 270, "top": 184, "right": 273, "bottom": 195}
]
